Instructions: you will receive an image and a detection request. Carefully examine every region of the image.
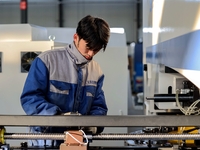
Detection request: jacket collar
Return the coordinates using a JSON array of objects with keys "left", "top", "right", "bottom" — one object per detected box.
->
[{"left": 67, "top": 42, "right": 90, "bottom": 65}]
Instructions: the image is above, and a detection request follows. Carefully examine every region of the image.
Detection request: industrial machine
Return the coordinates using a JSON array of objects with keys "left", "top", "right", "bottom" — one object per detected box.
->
[
  {"left": 142, "top": 29, "right": 200, "bottom": 149},
  {"left": 145, "top": 30, "right": 200, "bottom": 115},
  {"left": 143, "top": 0, "right": 200, "bottom": 116},
  {"left": 141, "top": 0, "right": 200, "bottom": 149}
]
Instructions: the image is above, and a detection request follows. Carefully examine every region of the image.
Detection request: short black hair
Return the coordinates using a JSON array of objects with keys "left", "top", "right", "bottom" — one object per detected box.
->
[{"left": 76, "top": 15, "right": 110, "bottom": 52}]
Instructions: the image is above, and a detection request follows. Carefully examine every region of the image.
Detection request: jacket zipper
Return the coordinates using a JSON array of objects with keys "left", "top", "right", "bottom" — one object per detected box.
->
[{"left": 73, "top": 67, "right": 82, "bottom": 112}]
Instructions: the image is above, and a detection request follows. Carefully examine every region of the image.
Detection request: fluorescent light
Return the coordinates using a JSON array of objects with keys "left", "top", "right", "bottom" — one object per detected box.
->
[
  {"left": 110, "top": 28, "right": 124, "bottom": 34},
  {"left": 143, "top": 27, "right": 175, "bottom": 33}
]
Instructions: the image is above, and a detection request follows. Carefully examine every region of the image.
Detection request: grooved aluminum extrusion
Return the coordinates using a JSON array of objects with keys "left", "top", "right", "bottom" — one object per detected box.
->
[{"left": 0, "top": 115, "right": 200, "bottom": 127}]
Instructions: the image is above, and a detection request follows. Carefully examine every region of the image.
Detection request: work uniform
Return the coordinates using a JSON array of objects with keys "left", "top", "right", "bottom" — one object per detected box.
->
[{"left": 20, "top": 42, "right": 108, "bottom": 146}]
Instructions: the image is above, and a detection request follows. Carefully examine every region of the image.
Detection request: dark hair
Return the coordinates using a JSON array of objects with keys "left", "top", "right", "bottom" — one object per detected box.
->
[{"left": 76, "top": 15, "right": 110, "bottom": 52}]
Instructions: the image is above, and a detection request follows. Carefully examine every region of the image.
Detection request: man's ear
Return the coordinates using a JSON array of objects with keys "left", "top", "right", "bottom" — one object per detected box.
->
[{"left": 73, "top": 33, "right": 79, "bottom": 42}]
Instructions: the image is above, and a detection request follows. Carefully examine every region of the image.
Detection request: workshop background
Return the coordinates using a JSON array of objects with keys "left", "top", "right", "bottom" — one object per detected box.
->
[
  {"left": 0, "top": 0, "right": 143, "bottom": 43},
  {"left": 0, "top": 0, "right": 144, "bottom": 147},
  {"left": 1, "top": 0, "right": 200, "bottom": 149}
]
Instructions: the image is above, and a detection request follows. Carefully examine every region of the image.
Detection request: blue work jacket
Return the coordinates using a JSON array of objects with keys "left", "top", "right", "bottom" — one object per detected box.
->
[{"left": 20, "top": 42, "right": 108, "bottom": 146}]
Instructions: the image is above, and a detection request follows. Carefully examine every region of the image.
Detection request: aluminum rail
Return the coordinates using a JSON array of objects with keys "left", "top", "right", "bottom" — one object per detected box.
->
[
  {"left": 4, "top": 133, "right": 200, "bottom": 140},
  {"left": 0, "top": 115, "right": 200, "bottom": 127}
]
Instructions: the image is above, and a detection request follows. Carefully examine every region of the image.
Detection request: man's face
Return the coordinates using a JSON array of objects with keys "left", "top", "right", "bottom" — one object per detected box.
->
[{"left": 73, "top": 33, "right": 99, "bottom": 60}]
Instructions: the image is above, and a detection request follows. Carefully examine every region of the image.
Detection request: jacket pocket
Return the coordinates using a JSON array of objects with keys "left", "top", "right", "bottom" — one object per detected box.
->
[
  {"left": 50, "top": 80, "right": 70, "bottom": 95},
  {"left": 85, "top": 86, "right": 96, "bottom": 98},
  {"left": 86, "top": 91, "right": 94, "bottom": 97}
]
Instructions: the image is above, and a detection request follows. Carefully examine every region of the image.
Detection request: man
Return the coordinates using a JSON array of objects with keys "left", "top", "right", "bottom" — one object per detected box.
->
[{"left": 20, "top": 15, "right": 110, "bottom": 147}]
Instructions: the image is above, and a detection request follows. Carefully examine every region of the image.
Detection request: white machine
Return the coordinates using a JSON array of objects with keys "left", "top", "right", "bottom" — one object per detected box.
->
[
  {"left": 143, "top": 0, "right": 200, "bottom": 115},
  {"left": 145, "top": 30, "right": 200, "bottom": 115},
  {"left": 0, "top": 24, "right": 67, "bottom": 146},
  {"left": 140, "top": 0, "right": 200, "bottom": 149}
]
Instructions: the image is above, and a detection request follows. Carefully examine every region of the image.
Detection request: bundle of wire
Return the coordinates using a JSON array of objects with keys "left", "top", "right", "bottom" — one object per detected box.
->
[
  {"left": 176, "top": 89, "right": 200, "bottom": 115},
  {"left": 175, "top": 89, "right": 200, "bottom": 145}
]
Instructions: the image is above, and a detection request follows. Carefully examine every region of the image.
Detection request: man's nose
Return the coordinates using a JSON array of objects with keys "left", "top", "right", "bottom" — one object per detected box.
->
[{"left": 87, "top": 50, "right": 95, "bottom": 56}]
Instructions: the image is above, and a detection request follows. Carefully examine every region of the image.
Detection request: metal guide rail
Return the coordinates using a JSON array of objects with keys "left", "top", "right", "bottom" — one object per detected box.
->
[{"left": 0, "top": 115, "right": 200, "bottom": 127}]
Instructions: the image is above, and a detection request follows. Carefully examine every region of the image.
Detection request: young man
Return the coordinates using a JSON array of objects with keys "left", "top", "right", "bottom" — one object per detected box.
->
[{"left": 20, "top": 15, "right": 110, "bottom": 147}]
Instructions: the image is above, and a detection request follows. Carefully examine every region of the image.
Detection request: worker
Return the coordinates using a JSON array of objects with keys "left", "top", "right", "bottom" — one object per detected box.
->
[{"left": 20, "top": 15, "right": 110, "bottom": 147}]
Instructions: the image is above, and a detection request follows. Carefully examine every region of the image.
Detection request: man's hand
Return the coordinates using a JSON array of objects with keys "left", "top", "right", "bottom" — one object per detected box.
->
[
  {"left": 63, "top": 112, "right": 82, "bottom": 116},
  {"left": 82, "top": 127, "right": 97, "bottom": 134}
]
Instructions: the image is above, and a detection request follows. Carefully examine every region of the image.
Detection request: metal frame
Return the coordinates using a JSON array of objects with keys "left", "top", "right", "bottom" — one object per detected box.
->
[
  {"left": 0, "top": 115, "right": 199, "bottom": 127},
  {"left": 146, "top": 29, "right": 200, "bottom": 71}
]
